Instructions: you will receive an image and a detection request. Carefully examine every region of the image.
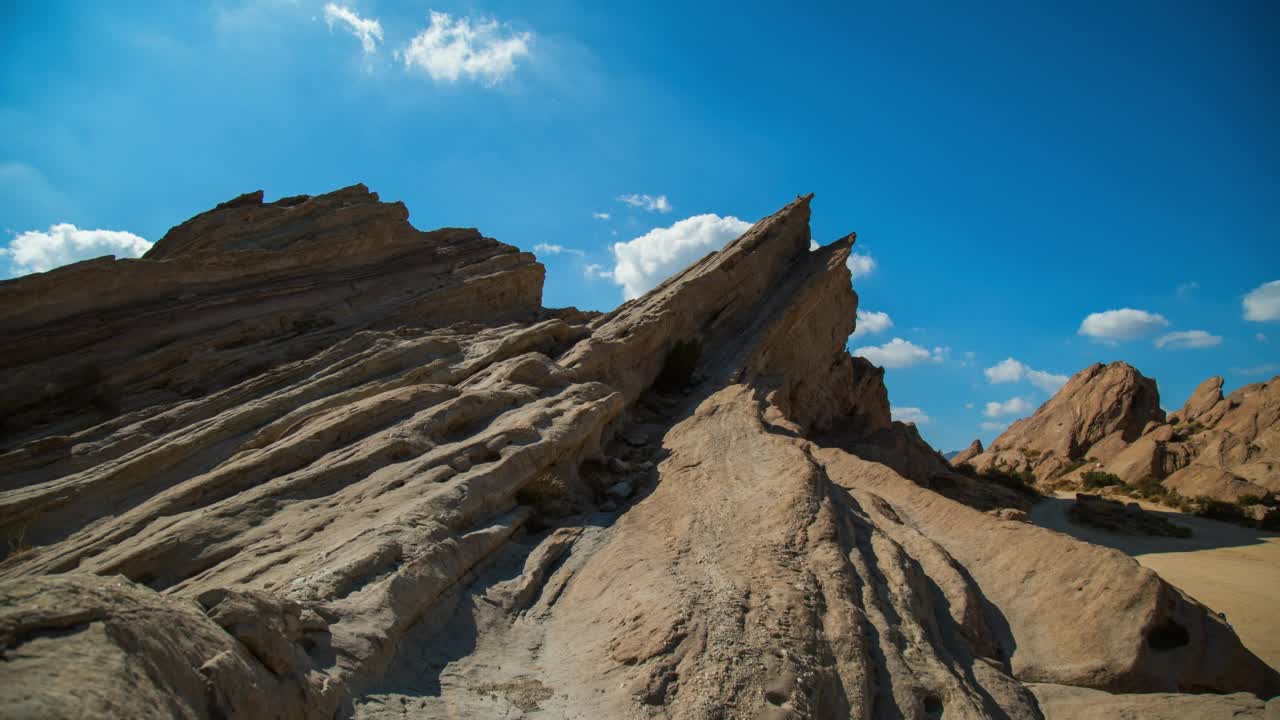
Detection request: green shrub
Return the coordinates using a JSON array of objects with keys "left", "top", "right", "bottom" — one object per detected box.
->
[
  {"left": 1195, "top": 499, "right": 1246, "bottom": 523},
  {"left": 954, "top": 462, "right": 977, "bottom": 478},
  {"left": 1081, "top": 471, "right": 1124, "bottom": 490}
]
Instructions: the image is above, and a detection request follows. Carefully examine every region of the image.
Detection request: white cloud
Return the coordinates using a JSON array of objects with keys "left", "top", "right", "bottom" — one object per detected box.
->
[
  {"left": 809, "top": 239, "right": 819, "bottom": 251},
  {"left": 1243, "top": 280, "right": 1280, "bottom": 322},
  {"left": 583, "top": 263, "right": 613, "bottom": 280},
  {"left": 891, "top": 406, "right": 931, "bottom": 425},
  {"left": 1176, "top": 281, "right": 1199, "bottom": 297},
  {"left": 401, "top": 11, "right": 531, "bottom": 84},
  {"left": 609, "top": 214, "right": 751, "bottom": 299},
  {"left": 852, "top": 338, "right": 945, "bottom": 369},
  {"left": 616, "top": 193, "right": 672, "bottom": 213},
  {"left": 1078, "top": 308, "right": 1169, "bottom": 342},
  {"left": 984, "top": 396, "right": 1034, "bottom": 418},
  {"left": 324, "top": 3, "right": 382, "bottom": 54},
  {"left": 592, "top": 212, "right": 610, "bottom": 221},
  {"left": 980, "top": 421, "right": 1009, "bottom": 432},
  {"left": 964, "top": 402, "right": 976, "bottom": 410},
  {"left": 533, "top": 242, "right": 584, "bottom": 258},
  {"left": 983, "top": 357, "right": 1068, "bottom": 394},
  {"left": 1232, "top": 363, "right": 1279, "bottom": 377},
  {"left": 1154, "top": 329, "right": 1222, "bottom": 350},
  {"left": 5, "top": 223, "right": 151, "bottom": 276},
  {"left": 850, "top": 309, "right": 893, "bottom": 339},
  {"left": 847, "top": 251, "right": 874, "bottom": 279}
]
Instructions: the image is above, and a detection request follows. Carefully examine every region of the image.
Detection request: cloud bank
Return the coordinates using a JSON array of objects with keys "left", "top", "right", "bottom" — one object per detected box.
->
[{"left": 4, "top": 224, "right": 152, "bottom": 276}]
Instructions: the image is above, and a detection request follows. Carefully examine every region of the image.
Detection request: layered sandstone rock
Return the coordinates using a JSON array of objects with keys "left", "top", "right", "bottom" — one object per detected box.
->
[
  {"left": 960, "top": 359, "right": 1279, "bottom": 504},
  {"left": 0, "top": 187, "right": 1275, "bottom": 718}
]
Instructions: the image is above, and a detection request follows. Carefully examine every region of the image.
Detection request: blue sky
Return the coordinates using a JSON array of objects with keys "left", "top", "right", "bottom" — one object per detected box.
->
[{"left": 3, "top": 1, "right": 1278, "bottom": 452}]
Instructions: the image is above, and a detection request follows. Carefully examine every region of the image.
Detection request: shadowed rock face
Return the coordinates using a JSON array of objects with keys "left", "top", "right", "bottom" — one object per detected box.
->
[{"left": 0, "top": 187, "right": 1275, "bottom": 719}]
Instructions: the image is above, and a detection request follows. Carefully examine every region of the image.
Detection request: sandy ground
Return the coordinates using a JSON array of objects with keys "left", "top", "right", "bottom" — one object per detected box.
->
[{"left": 1029, "top": 492, "right": 1280, "bottom": 671}]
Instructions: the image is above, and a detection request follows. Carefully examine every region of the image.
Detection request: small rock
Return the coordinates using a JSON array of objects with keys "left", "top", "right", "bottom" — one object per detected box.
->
[
  {"left": 606, "top": 481, "right": 633, "bottom": 500},
  {"left": 485, "top": 435, "right": 510, "bottom": 452},
  {"left": 623, "top": 432, "right": 649, "bottom": 448},
  {"left": 451, "top": 456, "right": 472, "bottom": 473},
  {"left": 433, "top": 466, "right": 457, "bottom": 483},
  {"left": 600, "top": 500, "right": 618, "bottom": 512},
  {"left": 608, "top": 457, "right": 631, "bottom": 474}
]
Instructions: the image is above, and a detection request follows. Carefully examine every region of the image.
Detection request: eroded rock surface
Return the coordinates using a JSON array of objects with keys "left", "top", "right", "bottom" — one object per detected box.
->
[
  {"left": 960, "top": 360, "right": 1280, "bottom": 505},
  {"left": 0, "top": 187, "right": 1275, "bottom": 718}
]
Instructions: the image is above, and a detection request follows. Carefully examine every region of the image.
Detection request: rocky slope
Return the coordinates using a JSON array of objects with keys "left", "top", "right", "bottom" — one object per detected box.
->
[
  {"left": 959, "top": 363, "right": 1280, "bottom": 505},
  {"left": 1, "top": 187, "right": 1276, "bottom": 719}
]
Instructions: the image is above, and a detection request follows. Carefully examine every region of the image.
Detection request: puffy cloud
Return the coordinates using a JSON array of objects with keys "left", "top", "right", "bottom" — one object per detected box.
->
[
  {"left": 323, "top": 3, "right": 382, "bottom": 54},
  {"left": 1154, "top": 330, "right": 1222, "bottom": 350},
  {"left": 591, "top": 212, "right": 610, "bottom": 220},
  {"left": 1243, "top": 280, "right": 1280, "bottom": 322},
  {"left": 852, "top": 338, "right": 945, "bottom": 369},
  {"left": 983, "top": 357, "right": 1068, "bottom": 394},
  {"left": 850, "top": 309, "right": 893, "bottom": 339},
  {"left": 401, "top": 11, "right": 531, "bottom": 84},
  {"left": 984, "top": 396, "right": 1034, "bottom": 418},
  {"left": 4, "top": 223, "right": 151, "bottom": 276},
  {"left": 1078, "top": 308, "right": 1169, "bottom": 342},
  {"left": 891, "top": 406, "right": 931, "bottom": 425},
  {"left": 809, "top": 239, "right": 819, "bottom": 251},
  {"left": 847, "top": 251, "right": 874, "bottom": 279},
  {"left": 980, "top": 421, "right": 1009, "bottom": 432},
  {"left": 609, "top": 214, "right": 751, "bottom": 299},
  {"left": 616, "top": 193, "right": 672, "bottom": 213}
]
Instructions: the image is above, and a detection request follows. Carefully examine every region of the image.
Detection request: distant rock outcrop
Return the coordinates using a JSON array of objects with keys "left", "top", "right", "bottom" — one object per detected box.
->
[
  {"left": 963, "top": 361, "right": 1279, "bottom": 506},
  {"left": 951, "top": 438, "right": 984, "bottom": 466},
  {"left": 0, "top": 187, "right": 1275, "bottom": 718}
]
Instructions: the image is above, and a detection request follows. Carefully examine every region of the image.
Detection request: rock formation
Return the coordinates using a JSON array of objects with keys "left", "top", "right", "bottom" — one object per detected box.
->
[
  {"left": 951, "top": 438, "right": 984, "bottom": 466},
  {"left": 1, "top": 186, "right": 1276, "bottom": 718},
  {"left": 959, "top": 362, "right": 1280, "bottom": 506}
]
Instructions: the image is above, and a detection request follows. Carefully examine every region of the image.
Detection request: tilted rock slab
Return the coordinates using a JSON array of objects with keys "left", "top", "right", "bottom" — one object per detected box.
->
[{"left": 0, "top": 187, "right": 1275, "bottom": 718}]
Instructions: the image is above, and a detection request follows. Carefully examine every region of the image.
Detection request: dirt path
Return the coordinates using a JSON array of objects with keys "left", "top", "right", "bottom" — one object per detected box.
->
[{"left": 1028, "top": 492, "right": 1280, "bottom": 670}]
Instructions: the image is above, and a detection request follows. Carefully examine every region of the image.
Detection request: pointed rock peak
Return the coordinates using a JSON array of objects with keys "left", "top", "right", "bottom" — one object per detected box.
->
[
  {"left": 950, "top": 438, "right": 984, "bottom": 466},
  {"left": 1177, "top": 375, "right": 1225, "bottom": 423}
]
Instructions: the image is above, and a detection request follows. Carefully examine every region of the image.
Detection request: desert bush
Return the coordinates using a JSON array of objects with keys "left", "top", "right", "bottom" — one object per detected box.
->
[
  {"left": 980, "top": 466, "right": 1038, "bottom": 496},
  {"left": 1195, "top": 499, "right": 1246, "bottom": 523},
  {"left": 1081, "top": 470, "right": 1124, "bottom": 490},
  {"left": 954, "top": 462, "right": 977, "bottom": 478}
]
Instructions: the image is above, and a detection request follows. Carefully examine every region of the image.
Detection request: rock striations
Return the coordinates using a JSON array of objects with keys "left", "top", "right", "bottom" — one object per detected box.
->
[
  {"left": 960, "top": 362, "right": 1280, "bottom": 506},
  {"left": 1, "top": 186, "right": 1276, "bottom": 718}
]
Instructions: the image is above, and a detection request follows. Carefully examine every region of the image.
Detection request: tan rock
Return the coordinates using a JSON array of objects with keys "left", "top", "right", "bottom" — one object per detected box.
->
[
  {"left": 950, "top": 438, "right": 984, "bottom": 466},
  {"left": 0, "top": 187, "right": 1273, "bottom": 718}
]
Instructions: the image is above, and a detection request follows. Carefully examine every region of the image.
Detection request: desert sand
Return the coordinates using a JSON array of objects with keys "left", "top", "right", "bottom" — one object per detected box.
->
[{"left": 1030, "top": 492, "right": 1280, "bottom": 670}]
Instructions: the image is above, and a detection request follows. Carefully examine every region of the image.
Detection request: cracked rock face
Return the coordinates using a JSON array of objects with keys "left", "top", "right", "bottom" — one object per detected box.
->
[{"left": 0, "top": 187, "right": 1276, "bottom": 719}]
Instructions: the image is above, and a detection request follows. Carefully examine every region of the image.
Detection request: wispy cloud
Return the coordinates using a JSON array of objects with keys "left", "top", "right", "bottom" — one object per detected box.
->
[
  {"left": 980, "top": 421, "right": 1008, "bottom": 432},
  {"left": 533, "top": 242, "right": 584, "bottom": 258},
  {"left": 616, "top": 193, "right": 672, "bottom": 213},
  {"left": 1231, "top": 363, "right": 1279, "bottom": 377},
  {"left": 401, "top": 11, "right": 532, "bottom": 85},
  {"left": 1176, "top": 281, "right": 1199, "bottom": 298},
  {"left": 591, "top": 212, "right": 610, "bottom": 220},
  {"left": 323, "top": 3, "right": 382, "bottom": 54},
  {"left": 1154, "top": 329, "right": 1222, "bottom": 350},
  {"left": 4, "top": 224, "right": 152, "bottom": 276},
  {"left": 891, "top": 406, "right": 931, "bottom": 425}
]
